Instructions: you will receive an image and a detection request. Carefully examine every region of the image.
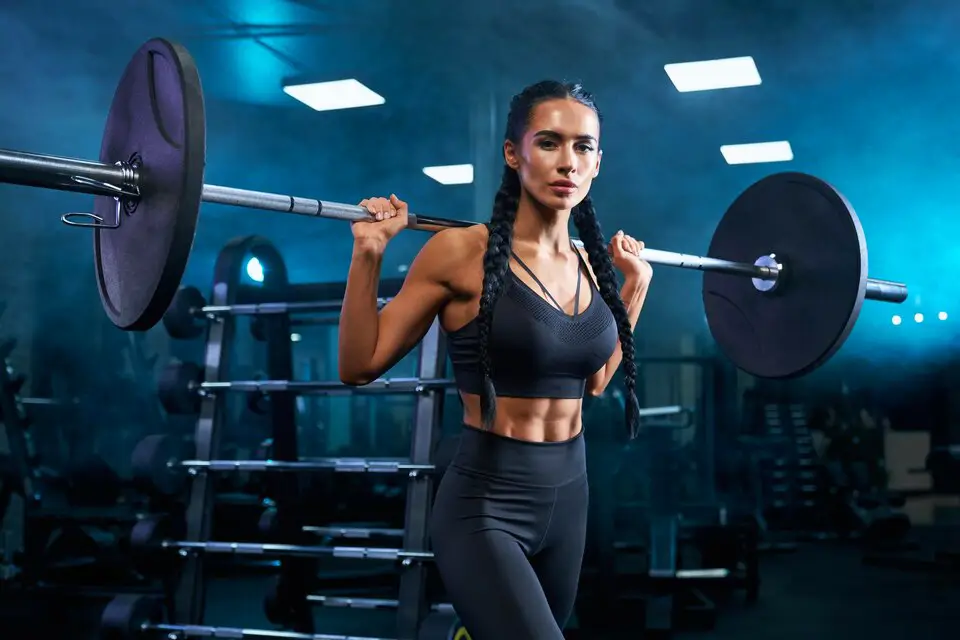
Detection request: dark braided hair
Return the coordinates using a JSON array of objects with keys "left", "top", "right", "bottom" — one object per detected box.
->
[{"left": 477, "top": 80, "right": 642, "bottom": 439}]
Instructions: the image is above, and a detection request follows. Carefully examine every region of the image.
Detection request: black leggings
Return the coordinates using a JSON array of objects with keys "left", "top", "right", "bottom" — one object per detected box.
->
[{"left": 429, "top": 426, "right": 589, "bottom": 640}]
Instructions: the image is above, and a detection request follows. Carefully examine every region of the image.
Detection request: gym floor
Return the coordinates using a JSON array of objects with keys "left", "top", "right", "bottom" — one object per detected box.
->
[
  {"left": 674, "top": 537, "right": 960, "bottom": 640},
  {"left": 2, "top": 531, "right": 957, "bottom": 639}
]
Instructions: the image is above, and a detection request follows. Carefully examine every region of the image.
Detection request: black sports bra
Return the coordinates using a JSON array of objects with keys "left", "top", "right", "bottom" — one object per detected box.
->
[{"left": 444, "top": 246, "right": 618, "bottom": 399}]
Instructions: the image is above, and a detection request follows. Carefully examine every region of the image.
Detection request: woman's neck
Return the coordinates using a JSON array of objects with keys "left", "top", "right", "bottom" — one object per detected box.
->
[{"left": 512, "top": 190, "right": 572, "bottom": 255}]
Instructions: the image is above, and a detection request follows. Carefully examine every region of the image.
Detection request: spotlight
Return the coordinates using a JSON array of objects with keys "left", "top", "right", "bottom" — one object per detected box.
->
[
  {"left": 938, "top": 311, "right": 948, "bottom": 321},
  {"left": 891, "top": 315, "right": 902, "bottom": 325},
  {"left": 914, "top": 313, "right": 924, "bottom": 323},
  {"left": 246, "top": 257, "right": 264, "bottom": 283}
]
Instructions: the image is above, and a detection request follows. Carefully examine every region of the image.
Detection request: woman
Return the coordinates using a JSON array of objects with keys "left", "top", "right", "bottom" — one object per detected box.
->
[{"left": 339, "top": 80, "right": 652, "bottom": 639}]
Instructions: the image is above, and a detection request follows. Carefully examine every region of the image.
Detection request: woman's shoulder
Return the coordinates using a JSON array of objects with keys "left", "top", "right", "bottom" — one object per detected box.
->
[{"left": 426, "top": 223, "right": 489, "bottom": 254}]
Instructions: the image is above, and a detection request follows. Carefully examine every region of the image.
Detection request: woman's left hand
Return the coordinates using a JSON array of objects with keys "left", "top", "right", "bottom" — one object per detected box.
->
[{"left": 608, "top": 230, "right": 653, "bottom": 286}]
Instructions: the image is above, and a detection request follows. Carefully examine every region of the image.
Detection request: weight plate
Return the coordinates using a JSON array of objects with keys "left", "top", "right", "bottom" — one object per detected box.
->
[
  {"left": 94, "top": 38, "right": 206, "bottom": 331},
  {"left": 131, "top": 433, "right": 185, "bottom": 496},
  {"left": 162, "top": 285, "right": 207, "bottom": 340},
  {"left": 157, "top": 361, "right": 203, "bottom": 415},
  {"left": 100, "top": 594, "right": 163, "bottom": 640},
  {"left": 703, "top": 172, "right": 867, "bottom": 378}
]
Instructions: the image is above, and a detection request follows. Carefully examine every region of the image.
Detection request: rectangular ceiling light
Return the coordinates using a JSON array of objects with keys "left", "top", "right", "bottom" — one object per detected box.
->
[
  {"left": 423, "top": 164, "right": 474, "bottom": 185},
  {"left": 664, "top": 56, "right": 761, "bottom": 92},
  {"left": 720, "top": 141, "right": 794, "bottom": 165},
  {"left": 282, "top": 79, "right": 385, "bottom": 112}
]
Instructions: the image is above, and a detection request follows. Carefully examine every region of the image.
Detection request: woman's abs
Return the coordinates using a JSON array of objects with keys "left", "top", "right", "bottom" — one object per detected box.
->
[{"left": 458, "top": 392, "right": 584, "bottom": 442}]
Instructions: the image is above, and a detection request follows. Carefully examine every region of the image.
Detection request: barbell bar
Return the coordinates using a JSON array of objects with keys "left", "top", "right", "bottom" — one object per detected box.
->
[
  {"left": 198, "top": 377, "right": 454, "bottom": 394},
  {"left": 130, "top": 515, "right": 434, "bottom": 561},
  {"left": 0, "top": 37, "right": 908, "bottom": 380},
  {"left": 131, "top": 624, "right": 393, "bottom": 640},
  {"left": 162, "top": 285, "right": 391, "bottom": 340},
  {"left": 131, "top": 434, "right": 438, "bottom": 496},
  {"left": 176, "top": 459, "right": 433, "bottom": 473},
  {"left": 160, "top": 540, "right": 434, "bottom": 561},
  {"left": 303, "top": 526, "right": 404, "bottom": 539},
  {"left": 10, "top": 396, "right": 78, "bottom": 406},
  {"left": 100, "top": 593, "right": 406, "bottom": 640},
  {"left": 0, "top": 148, "right": 904, "bottom": 305}
]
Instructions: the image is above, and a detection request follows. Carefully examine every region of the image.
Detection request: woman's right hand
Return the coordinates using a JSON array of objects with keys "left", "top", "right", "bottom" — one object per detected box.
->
[{"left": 353, "top": 194, "right": 409, "bottom": 250}]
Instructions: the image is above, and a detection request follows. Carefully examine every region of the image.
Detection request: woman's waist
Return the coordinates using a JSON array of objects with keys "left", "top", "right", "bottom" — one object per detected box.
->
[{"left": 448, "top": 423, "right": 586, "bottom": 488}]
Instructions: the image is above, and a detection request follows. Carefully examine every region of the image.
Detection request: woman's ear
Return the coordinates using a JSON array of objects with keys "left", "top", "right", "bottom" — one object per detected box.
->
[{"left": 503, "top": 140, "right": 520, "bottom": 171}]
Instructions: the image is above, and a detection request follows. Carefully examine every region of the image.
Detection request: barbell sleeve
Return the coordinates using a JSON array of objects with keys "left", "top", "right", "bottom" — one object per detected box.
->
[
  {"left": 864, "top": 278, "right": 908, "bottom": 304},
  {"left": 0, "top": 148, "right": 136, "bottom": 198}
]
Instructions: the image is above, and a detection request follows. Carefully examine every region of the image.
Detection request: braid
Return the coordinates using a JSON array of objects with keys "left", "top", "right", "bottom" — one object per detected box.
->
[
  {"left": 572, "top": 196, "right": 642, "bottom": 439},
  {"left": 477, "top": 165, "right": 521, "bottom": 429}
]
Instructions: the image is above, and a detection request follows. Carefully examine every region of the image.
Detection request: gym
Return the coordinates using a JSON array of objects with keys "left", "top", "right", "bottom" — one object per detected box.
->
[{"left": 0, "top": 2, "right": 957, "bottom": 639}]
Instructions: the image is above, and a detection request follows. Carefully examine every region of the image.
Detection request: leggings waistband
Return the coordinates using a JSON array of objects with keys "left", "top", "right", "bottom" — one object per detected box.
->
[{"left": 448, "top": 425, "right": 586, "bottom": 488}]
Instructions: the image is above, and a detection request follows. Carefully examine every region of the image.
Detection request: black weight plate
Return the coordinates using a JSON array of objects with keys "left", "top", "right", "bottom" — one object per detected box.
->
[
  {"left": 131, "top": 434, "right": 185, "bottom": 496},
  {"left": 162, "top": 285, "right": 207, "bottom": 340},
  {"left": 100, "top": 594, "right": 163, "bottom": 640},
  {"left": 157, "top": 361, "right": 203, "bottom": 415},
  {"left": 95, "top": 38, "right": 206, "bottom": 331},
  {"left": 129, "top": 514, "right": 183, "bottom": 575},
  {"left": 703, "top": 172, "right": 867, "bottom": 378}
]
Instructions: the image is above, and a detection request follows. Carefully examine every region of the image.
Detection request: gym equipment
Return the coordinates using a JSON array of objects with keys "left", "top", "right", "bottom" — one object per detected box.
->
[
  {"left": 131, "top": 514, "right": 432, "bottom": 561},
  {"left": 101, "top": 593, "right": 463, "bottom": 640},
  {"left": 160, "top": 238, "right": 450, "bottom": 640},
  {"left": 132, "top": 433, "right": 438, "bottom": 497},
  {"left": 157, "top": 360, "right": 455, "bottom": 415},
  {"left": 303, "top": 526, "right": 405, "bottom": 539},
  {"left": 137, "top": 402, "right": 684, "bottom": 496},
  {"left": 162, "top": 284, "right": 392, "bottom": 340},
  {"left": 0, "top": 37, "right": 907, "bottom": 378},
  {"left": 580, "top": 378, "right": 758, "bottom": 635},
  {"left": 641, "top": 418, "right": 732, "bottom": 633},
  {"left": 264, "top": 579, "right": 455, "bottom": 626},
  {"left": 702, "top": 173, "right": 898, "bottom": 379},
  {"left": 861, "top": 446, "right": 960, "bottom": 574},
  {"left": 4, "top": 396, "right": 73, "bottom": 407},
  {"left": 747, "top": 401, "right": 824, "bottom": 530}
]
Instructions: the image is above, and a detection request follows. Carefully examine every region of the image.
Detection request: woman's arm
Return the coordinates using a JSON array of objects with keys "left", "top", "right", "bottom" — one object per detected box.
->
[
  {"left": 585, "top": 276, "right": 649, "bottom": 395},
  {"left": 339, "top": 230, "right": 459, "bottom": 385},
  {"left": 584, "top": 231, "right": 652, "bottom": 396}
]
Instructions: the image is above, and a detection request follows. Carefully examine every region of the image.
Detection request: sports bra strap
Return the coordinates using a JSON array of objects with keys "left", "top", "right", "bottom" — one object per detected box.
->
[{"left": 510, "top": 243, "right": 586, "bottom": 315}]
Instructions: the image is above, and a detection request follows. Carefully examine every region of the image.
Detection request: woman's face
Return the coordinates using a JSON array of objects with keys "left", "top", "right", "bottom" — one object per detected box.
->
[{"left": 504, "top": 98, "right": 602, "bottom": 211}]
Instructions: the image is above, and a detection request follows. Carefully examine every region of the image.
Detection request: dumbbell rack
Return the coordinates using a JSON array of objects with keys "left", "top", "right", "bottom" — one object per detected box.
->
[
  {"left": 152, "top": 236, "right": 452, "bottom": 640},
  {"left": 752, "top": 402, "right": 823, "bottom": 532},
  {"left": 250, "top": 279, "right": 449, "bottom": 639}
]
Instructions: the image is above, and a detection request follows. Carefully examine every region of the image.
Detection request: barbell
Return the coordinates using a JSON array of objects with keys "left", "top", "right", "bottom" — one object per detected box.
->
[
  {"left": 100, "top": 593, "right": 463, "bottom": 640},
  {"left": 0, "top": 38, "right": 908, "bottom": 379}
]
